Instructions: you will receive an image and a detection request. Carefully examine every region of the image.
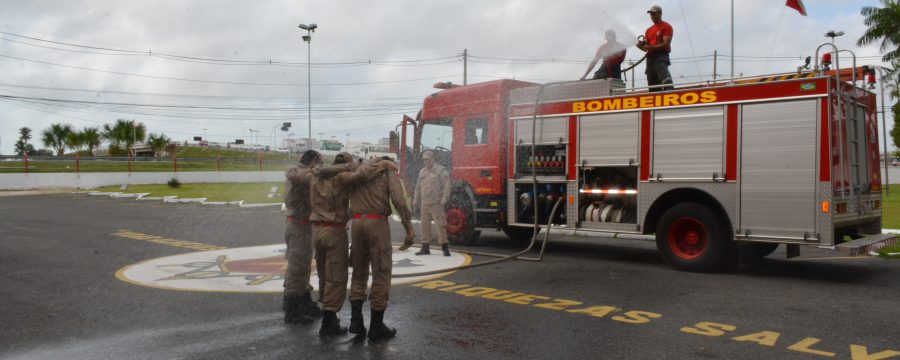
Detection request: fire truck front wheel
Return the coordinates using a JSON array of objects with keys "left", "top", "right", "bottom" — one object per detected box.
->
[
  {"left": 656, "top": 203, "right": 732, "bottom": 272},
  {"left": 445, "top": 200, "right": 476, "bottom": 246}
]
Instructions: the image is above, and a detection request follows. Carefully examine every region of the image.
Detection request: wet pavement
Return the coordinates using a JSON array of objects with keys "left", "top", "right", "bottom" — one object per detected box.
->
[{"left": 1, "top": 193, "right": 898, "bottom": 359}]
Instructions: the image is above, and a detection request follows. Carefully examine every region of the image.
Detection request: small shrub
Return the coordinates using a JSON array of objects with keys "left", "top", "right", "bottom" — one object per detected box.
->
[{"left": 167, "top": 177, "right": 181, "bottom": 188}]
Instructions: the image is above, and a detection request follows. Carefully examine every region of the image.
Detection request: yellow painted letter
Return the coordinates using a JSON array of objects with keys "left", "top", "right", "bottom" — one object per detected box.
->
[
  {"left": 566, "top": 305, "right": 620, "bottom": 318},
  {"left": 732, "top": 331, "right": 781, "bottom": 347},
  {"left": 680, "top": 322, "right": 737, "bottom": 337},
  {"left": 787, "top": 338, "right": 836, "bottom": 357},
  {"left": 412, "top": 280, "right": 455, "bottom": 289},
  {"left": 573, "top": 102, "right": 586, "bottom": 112},
  {"left": 612, "top": 310, "right": 663, "bottom": 324},
  {"left": 850, "top": 345, "right": 900, "bottom": 360}
]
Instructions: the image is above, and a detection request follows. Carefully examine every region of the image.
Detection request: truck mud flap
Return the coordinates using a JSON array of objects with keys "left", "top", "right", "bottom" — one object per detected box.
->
[{"left": 835, "top": 233, "right": 898, "bottom": 256}]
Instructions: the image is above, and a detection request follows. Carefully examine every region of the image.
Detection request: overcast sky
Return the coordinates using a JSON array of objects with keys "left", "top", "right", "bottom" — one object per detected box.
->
[{"left": 0, "top": 0, "right": 893, "bottom": 155}]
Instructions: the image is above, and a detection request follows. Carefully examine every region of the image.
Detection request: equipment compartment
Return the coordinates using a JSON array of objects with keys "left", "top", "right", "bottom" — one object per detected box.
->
[
  {"left": 578, "top": 166, "right": 637, "bottom": 224},
  {"left": 513, "top": 182, "right": 567, "bottom": 225},
  {"left": 515, "top": 144, "right": 567, "bottom": 176}
]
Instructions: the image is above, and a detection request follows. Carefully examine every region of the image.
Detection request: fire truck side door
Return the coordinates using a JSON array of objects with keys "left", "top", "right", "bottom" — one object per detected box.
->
[{"left": 739, "top": 100, "right": 818, "bottom": 240}]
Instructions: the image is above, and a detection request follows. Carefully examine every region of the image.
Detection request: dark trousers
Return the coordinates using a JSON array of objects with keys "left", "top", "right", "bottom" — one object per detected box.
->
[
  {"left": 646, "top": 54, "right": 673, "bottom": 92},
  {"left": 593, "top": 62, "right": 622, "bottom": 80}
]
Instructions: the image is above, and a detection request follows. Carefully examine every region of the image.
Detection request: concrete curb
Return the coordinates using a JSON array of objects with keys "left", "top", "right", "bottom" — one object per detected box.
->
[
  {"left": 137, "top": 196, "right": 164, "bottom": 201},
  {"left": 884, "top": 229, "right": 899, "bottom": 234},
  {"left": 164, "top": 197, "right": 207, "bottom": 204},
  {"left": 238, "top": 202, "right": 283, "bottom": 209},
  {"left": 110, "top": 192, "right": 151, "bottom": 199},
  {"left": 200, "top": 200, "right": 243, "bottom": 206},
  {"left": 88, "top": 191, "right": 121, "bottom": 196}
]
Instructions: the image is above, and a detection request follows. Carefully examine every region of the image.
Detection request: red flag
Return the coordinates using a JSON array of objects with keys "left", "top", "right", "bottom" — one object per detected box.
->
[{"left": 786, "top": 0, "right": 807, "bottom": 16}]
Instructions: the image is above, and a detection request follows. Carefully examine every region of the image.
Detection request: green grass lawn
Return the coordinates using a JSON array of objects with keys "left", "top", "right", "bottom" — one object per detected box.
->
[
  {"left": 95, "top": 182, "right": 284, "bottom": 203},
  {"left": 175, "top": 146, "right": 294, "bottom": 161},
  {"left": 0, "top": 159, "right": 292, "bottom": 173},
  {"left": 879, "top": 184, "right": 900, "bottom": 258}
]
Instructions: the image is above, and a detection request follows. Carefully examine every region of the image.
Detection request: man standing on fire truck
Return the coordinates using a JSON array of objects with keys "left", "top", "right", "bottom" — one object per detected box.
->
[
  {"left": 580, "top": 29, "right": 627, "bottom": 80},
  {"left": 637, "top": 5, "right": 674, "bottom": 92},
  {"left": 347, "top": 156, "right": 415, "bottom": 341},
  {"left": 414, "top": 150, "right": 452, "bottom": 256},
  {"left": 309, "top": 153, "right": 397, "bottom": 336}
]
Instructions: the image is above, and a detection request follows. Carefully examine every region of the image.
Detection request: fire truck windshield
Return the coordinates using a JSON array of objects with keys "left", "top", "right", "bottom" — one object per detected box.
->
[{"left": 419, "top": 120, "right": 453, "bottom": 150}]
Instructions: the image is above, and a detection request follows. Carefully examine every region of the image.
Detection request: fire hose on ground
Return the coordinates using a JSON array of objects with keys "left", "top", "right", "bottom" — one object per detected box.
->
[{"left": 390, "top": 197, "right": 562, "bottom": 278}]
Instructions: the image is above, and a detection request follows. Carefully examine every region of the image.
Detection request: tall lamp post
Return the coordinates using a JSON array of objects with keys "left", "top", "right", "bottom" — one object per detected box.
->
[{"left": 299, "top": 23, "right": 318, "bottom": 146}]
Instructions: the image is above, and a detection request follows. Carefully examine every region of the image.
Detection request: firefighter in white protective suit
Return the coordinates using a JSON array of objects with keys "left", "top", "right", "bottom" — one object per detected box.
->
[{"left": 413, "top": 150, "right": 451, "bottom": 256}]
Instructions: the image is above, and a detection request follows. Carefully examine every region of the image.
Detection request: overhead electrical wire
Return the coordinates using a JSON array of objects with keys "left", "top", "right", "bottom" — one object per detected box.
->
[{"left": 0, "top": 30, "right": 462, "bottom": 68}]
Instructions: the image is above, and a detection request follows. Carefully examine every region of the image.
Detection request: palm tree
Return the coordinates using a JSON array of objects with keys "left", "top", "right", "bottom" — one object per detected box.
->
[
  {"left": 147, "top": 133, "right": 171, "bottom": 158},
  {"left": 41, "top": 123, "right": 74, "bottom": 156},
  {"left": 80, "top": 127, "right": 101, "bottom": 156},
  {"left": 14, "top": 127, "right": 32, "bottom": 156},
  {"left": 103, "top": 119, "right": 146, "bottom": 155},
  {"left": 66, "top": 131, "right": 85, "bottom": 154},
  {"left": 857, "top": 0, "right": 900, "bottom": 63}
]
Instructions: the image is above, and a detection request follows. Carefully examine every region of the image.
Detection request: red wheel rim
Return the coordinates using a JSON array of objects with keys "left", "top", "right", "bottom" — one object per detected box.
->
[
  {"left": 667, "top": 217, "right": 708, "bottom": 260},
  {"left": 445, "top": 208, "right": 466, "bottom": 234}
]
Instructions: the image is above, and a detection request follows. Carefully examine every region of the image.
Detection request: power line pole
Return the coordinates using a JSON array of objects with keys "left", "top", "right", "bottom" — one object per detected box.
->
[
  {"left": 463, "top": 49, "right": 468, "bottom": 86},
  {"left": 713, "top": 50, "right": 717, "bottom": 81}
]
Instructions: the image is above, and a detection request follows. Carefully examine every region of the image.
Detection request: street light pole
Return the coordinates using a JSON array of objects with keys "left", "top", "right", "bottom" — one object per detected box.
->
[{"left": 299, "top": 23, "right": 318, "bottom": 146}]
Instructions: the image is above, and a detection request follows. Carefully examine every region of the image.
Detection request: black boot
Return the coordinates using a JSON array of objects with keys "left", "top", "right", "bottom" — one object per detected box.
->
[
  {"left": 319, "top": 311, "right": 348, "bottom": 336},
  {"left": 284, "top": 295, "right": 314, "bottom": 324},
  {"left": 442, "top": 244, "right": 450, "bottom": 257},
  {"left": 367, "top": 310, "right": 397, "bottom": 341},
  {"left": 300, "top": 292, "right": 322, "bottom": 319},
  {"left": 415, "top": 244, "right": 430, "bottom": 255},
  {"left": 348, "top": 300, "right": 367, "bottom": 336}
]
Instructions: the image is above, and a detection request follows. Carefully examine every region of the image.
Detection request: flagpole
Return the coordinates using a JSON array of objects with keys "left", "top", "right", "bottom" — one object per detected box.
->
[{"left": 730, "top": 0, "right": 734, "bottom": 83}]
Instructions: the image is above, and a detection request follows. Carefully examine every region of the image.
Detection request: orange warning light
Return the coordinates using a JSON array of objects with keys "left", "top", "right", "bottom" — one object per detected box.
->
[{"left": 822, "top": 201, "right": 830, "bottom": 213}]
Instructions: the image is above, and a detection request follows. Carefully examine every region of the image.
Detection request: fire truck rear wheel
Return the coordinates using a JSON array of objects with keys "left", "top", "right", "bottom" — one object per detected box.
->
[
  {"left": 656, "top": 203, "right": 731, "bottom": 272},
  {"left": 445, "top": 200, "right": 476, "bottom": 246}
]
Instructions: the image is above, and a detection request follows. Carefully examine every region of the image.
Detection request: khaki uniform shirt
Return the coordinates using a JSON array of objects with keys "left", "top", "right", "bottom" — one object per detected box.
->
[
  {"left": 309, "top": 161, "right": 386, "bottom": 224},
  {"left": 414, "top": 163, "right": 451, "bottom": 206},
  {"left": 350, "top": 169, "right": 414, "bottom": 234},
  {"left": 285, "top": 163, "right": 351, "bottom": 219}
]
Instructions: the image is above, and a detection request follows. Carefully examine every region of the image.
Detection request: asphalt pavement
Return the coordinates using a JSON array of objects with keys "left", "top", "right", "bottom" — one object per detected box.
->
[{"left": 1, "top": 193, "right": 898, "bottom": 360}]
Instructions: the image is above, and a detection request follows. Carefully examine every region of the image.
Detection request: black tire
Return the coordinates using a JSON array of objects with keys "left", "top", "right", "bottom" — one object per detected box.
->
[
  {"left": 754, "top": 243, "right": 779, "bottom": 258},
  {"left": 655, "top": 203, "right": 733, "bottom": 272},
  {"left": 445, "top": 198, "right": 476, "bottom": 246},
  {"left": 501, "top": 224, "right": 539, "bottom": 241}
]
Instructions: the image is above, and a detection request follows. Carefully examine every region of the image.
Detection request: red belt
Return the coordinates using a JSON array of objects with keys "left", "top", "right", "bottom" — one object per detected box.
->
[
  {"left": 353, "top": 214, "right": 386, "bottom": 220},
  {"left": 314, "top": 221, "right": 346, "bottom": 228},
  {"left": 286, "top": 216, "right": 310, "bottom": 224}
]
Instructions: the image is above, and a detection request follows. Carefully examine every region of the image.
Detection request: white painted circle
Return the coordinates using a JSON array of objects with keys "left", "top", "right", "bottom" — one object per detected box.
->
[{"left": 117, "top": 244, "right": 470, "bottom": 293}]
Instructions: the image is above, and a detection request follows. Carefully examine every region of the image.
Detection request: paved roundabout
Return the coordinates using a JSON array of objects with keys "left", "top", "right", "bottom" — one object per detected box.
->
[{"left": 116, "top": 244, "right": 471, "bottom": 293}]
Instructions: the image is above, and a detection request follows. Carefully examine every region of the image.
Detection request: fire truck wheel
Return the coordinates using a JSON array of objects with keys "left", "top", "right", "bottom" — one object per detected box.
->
[
  {"left": 501, "top": 225, "right": 539, "bottom": 242},
  {"left": 754, "top": 243, "right": 779, "bottom": 258},
  {"left": 656, "top": 203, "right": 730, "bottom": 272},
  {"left": 445, "top": 201, "right": 476, "bottom": 246}
]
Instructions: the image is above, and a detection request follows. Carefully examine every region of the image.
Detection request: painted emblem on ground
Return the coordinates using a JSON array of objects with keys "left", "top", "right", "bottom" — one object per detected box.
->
[{"left": 116, "top": 244, "right": 470, "bottom": 293}]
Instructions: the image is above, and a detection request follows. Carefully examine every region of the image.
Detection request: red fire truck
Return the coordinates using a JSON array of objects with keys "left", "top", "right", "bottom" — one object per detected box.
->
[{"left": 390, "top": 48, "right": 897, "bottom": 271}]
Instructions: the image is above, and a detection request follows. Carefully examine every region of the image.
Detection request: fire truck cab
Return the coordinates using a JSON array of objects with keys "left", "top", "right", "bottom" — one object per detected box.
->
[{"left": 392, "top": 49, "right": 897, "bottom": 271}]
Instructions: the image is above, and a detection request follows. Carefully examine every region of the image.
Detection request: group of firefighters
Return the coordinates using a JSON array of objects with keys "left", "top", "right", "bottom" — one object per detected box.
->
[
  {"left": 276, "top": 4, "right": 672, "bottom": 342},
  {"left": 581, "top": 5, "right": 674, "bottom": 92},
  {"left": 280, "top": 149, "right": 450, "bottom": 340}
]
